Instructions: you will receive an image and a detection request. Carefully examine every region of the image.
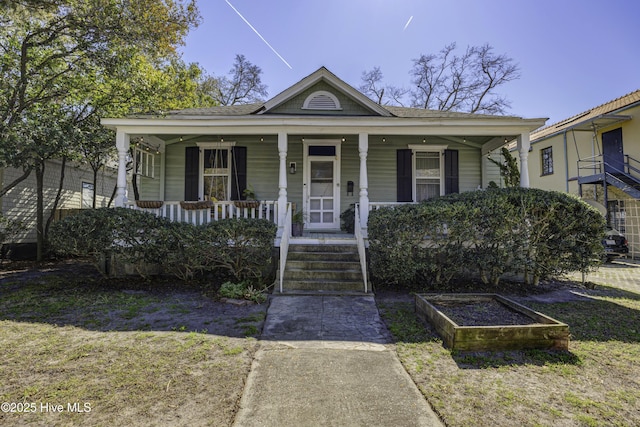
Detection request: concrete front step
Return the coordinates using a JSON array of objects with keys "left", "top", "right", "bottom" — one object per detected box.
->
[
  {"left": 279, "top": 279, "right": 365, "bottom": 292},
  {"left": 284, "top": 268, "right": 363, "bottom": 281},
  {"left": 288, "top": 251, "right": 359, "bottom": 262},
  {"left": 286, "top": 259, "right": 361, "bottom": 271},
  {"left": 288, "top": 244, "right": 358, "bottom": 253},
  {"left": 280, "top": 243, "right": 367, "bottom": 293}
]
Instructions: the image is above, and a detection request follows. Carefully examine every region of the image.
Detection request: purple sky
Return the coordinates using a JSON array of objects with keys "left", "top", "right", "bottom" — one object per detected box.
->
[{"left": 179, "top": 0, "right": 640, "bottom": 128}]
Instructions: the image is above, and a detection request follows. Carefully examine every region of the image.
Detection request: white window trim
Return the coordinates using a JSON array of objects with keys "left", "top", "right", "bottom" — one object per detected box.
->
[
  {"left": 197, "top": 142, "right": 236, "bottom": 201},
  {"left": 302, "top": 90, "right": 342, "bottom": 110},
  {"left": 408, "top": 144, "right": 448, "bottom": 202}
]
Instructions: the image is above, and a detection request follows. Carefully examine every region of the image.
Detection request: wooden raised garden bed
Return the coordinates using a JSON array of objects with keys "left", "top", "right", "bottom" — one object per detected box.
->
[{"left": 415, "top": 293, "right": 569, "bottom": 351}]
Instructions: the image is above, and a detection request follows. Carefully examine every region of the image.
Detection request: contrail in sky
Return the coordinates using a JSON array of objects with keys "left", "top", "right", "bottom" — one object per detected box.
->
[
  {"left": 403, "top": 15, "right": 414, "bottom": 31},
  {"left": 225, "top": 0, "right": 293, "bottom": 69}
]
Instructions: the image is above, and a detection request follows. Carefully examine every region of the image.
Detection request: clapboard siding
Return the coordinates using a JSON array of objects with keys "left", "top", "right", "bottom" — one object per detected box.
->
[
  {"left": 268, "top": 81, "right": 376, "bottom": 116},
  {"left": 1, "top": 161, "right": 117, "bottom": 243},
  {"left": 340, "top": 140, "right": 360, "bottom": 213},
  {"left": 163, "top": 137, "right": 282, "bottom": 202},
  {"left": 138, "top": 156, "right": 162, "bottom": 200},
  {"left": 367, "top": 137, "right": 482, "bottom": 202},
  {"left": 156, "top": 135, "right": 484, "bottom": 209}
]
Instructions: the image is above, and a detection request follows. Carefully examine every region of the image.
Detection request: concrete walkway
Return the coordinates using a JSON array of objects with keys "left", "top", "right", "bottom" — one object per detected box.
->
[
  {"left": 233, "top": 295, "right": 444, "bottom": 427},
  {"left": 568, "top": 258, "right": 640, "bottom": 295}
]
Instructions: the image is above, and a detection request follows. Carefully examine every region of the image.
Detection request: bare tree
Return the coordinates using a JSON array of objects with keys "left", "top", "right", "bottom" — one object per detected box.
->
[
  {"left": 202, "top": 54, "right": 268, "bottom": 106},
  {"left": 362, "top": 43, "right": 519, "bottom": 114},
  {"left": 359, "top": 67, "right": 407, "bottom": 107},
  {"left": 410, "top": 43, "right": 520, "bottom": 114}
]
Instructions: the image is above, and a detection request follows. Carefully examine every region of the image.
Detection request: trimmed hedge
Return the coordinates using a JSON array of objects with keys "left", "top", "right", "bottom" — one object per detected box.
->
[
  {"left": 368, "top": 188, "right": 605, "bottom": 288},
  {"left": 49, "top": 208, "right": 277, "bottom": 283}
]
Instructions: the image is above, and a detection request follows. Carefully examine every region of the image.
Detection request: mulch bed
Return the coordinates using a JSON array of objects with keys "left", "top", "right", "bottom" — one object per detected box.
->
[{"left": 431, "top": 299, "right": 539, "bottom": 326}]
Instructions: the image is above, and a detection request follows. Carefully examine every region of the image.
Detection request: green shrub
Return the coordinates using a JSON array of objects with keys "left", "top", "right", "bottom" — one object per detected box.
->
[
  {"left": 219, "top": 281, "right": 246, "bottom": 299},
  {"left": 368, "top": 188, "right": 605, "bottom": 289},
  {"left": 198, "top": 218, "right": 277, "bottom": 284},
  {"left": 49, "top": 208, "right": 173, "bottom": 276},
  {"left": 49, "top": 209, "right": 277, "bottom": 283},
  {"left": 219, "top": 280, "right": 267, "bottom": 303},
  {"left": 340, "top": 205, "right": 355, "bottom": 233}
]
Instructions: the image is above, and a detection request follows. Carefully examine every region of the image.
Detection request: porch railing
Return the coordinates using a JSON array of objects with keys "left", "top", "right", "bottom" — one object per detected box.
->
[
  {"left": 127, "top": 200, "right": 278, "bottom": 225},
  {"left": 354, "top": 203, "right": 368, "bottom": 293},
  {"left": 279, "top": 202, "right": 292, "bottom": 293},
  {"left": 369, "top": 201, "right": 417, "bottom": 211}
]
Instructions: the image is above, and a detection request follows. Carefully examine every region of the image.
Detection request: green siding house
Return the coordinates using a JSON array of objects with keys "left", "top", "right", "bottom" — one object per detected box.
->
[{"left": 102, "top": 67, "right": 544, "bottom": 239}]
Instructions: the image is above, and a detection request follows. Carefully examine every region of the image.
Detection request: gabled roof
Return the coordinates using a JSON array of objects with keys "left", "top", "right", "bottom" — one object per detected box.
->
[
  {"left": 131, "top": 103, "right": 263, "bottom": 118},
  {"left": 384, "top": 106, "right": 522, "bottom": 120},
  {"left": 116, "top": 66, "right": 544, "bottom": 130},
  {"left": 257, "top": 66, "right": 393, "bottom": 117},
  {"left": 531, "top": 89, "right": 640, "bottom": 141}
]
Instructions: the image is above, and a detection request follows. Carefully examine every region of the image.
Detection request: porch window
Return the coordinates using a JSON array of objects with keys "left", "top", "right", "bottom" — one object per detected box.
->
[
  {"left": 414, "top": 151, "right": 441, "bottom": 201},
  {"left": 203, "top": 149, "right": 230, "bottom": 201},
  {"left": 133, "top": 147, "right": 155, "bottom": 178}
]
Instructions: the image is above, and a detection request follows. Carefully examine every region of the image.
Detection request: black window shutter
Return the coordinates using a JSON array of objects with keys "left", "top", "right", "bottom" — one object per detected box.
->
[
  {"left": 444, "top": 149, "right": 459, "bottom": 194},
  {"left": 231, "top": 146, "right": 247, "bottom": 200},
  {"left": 397, "top": 149, "right": 413, "bottom": 202},
  {"left": 184, "top": 146, "right": 199, "bottom": 201}
]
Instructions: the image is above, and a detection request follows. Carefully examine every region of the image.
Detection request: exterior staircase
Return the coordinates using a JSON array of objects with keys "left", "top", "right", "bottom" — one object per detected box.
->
[
  {"left": 277, "top": 244, "right": 367, "bottom": 294},
  {"left": 578, "top": 155, "right": 640, "bottom": 199},
  {"left": 579, "top": 172, "right": 640, "bottom": 199}
]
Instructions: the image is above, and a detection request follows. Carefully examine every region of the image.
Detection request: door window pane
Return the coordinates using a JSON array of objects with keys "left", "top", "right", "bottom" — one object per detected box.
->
[
  {"left": 311, "top": 161, "right": 333, "bottom": 179},
  {"left": 310, "top": 182, "right": 333, "bottom": 197},
  {"left": 309, "top": 145, "right": 336, "bottom": 156}
]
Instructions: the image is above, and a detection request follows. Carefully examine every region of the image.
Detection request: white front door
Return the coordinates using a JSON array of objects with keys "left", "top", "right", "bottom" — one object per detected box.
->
[{"left": 304, "top": 142, "right": 340, "bottom": 229}]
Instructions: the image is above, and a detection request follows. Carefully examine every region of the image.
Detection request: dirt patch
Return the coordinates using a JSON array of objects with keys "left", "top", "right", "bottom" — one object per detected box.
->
[
  {"left": 0, "top": 259, "right": 268, "bottom": 426},
  {"left": 431, "top": 299, "right": 537, "bottom": 326},
  {"left": 0, "top": 259, "right": 268, "bottom": 337}
]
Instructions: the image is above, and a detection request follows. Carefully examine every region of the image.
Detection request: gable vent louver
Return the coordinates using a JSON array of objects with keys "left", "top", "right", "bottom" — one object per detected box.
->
[{"left": 302, "top": 90, "right": 342, "bottom": 110}]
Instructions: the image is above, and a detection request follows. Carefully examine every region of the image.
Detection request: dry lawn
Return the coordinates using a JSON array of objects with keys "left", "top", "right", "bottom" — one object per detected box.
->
[
  {"left": 378, "top": 285, "right": 640, "bottom": 427},
  {"left": 0, "top": 263, "right": 266, "bottom": 426}
]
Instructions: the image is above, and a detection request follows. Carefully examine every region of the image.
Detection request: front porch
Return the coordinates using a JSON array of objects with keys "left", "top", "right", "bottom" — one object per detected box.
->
[{"left": 101, "top": 67, "right": 546, "bottom": 294}]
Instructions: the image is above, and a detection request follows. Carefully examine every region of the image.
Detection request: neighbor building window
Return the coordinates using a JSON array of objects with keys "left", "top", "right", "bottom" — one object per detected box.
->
[
  {"left": 81, "top": 182, "right": 94, "bottom": 208},
  {"left": 541, "top": 146, "right": 553, "bottom": 175}
]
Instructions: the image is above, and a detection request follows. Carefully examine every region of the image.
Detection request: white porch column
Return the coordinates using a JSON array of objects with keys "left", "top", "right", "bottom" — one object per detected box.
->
[
  {"left": 358, "top": 133, "right": 370, "bottom": 228},
  {"left": 115, "top": 130, "right": 130, "bottom": 207},
  {"left": 277, "top": 132, "right": 288, "bottom": 226},
  {"left": 517, "top": 132, "right": 531, "bottom": 188}
]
